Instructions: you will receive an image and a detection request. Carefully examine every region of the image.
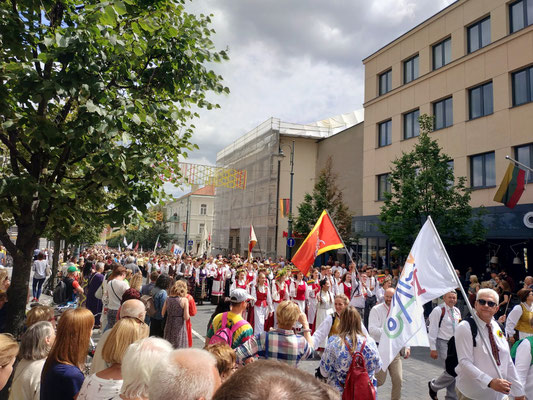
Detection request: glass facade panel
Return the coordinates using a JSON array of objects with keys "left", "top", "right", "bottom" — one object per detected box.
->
[
  {"left": 485, "top": 152, "right": 495, "bottom": 186},
  {"left": 511, "top": 0, "right": 526, "bottom": 32},
  {"left": 481, "top": 18, "right": 491, "bottom": 47},
  {"left": 444, "top": 39, "right": 451, "bottom": 65},
  {"left": 445, "top": 97, "right": 453, "bottom": 127},
  {"left": 483, "top": 82, "right": 493, "bottom": 115},
  {"left": 470, "top": 87, "right": 482, "bottom": 119},
  {"left": 471, "top": 155, "right": 484, "bottom": 187},
  {"left": 513, "top": 69, "right": 528, "bottom": 105}
]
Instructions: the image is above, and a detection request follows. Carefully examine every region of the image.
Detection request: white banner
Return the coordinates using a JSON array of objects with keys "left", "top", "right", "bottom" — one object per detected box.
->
[{"left": 378, "top": 217, "right": 459, "bottom": 370}]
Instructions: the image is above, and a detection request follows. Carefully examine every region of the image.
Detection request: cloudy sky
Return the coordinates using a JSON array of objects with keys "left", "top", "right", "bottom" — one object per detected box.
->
[{"left": 167, "top": 0, "right": 455, "bottom": 196}]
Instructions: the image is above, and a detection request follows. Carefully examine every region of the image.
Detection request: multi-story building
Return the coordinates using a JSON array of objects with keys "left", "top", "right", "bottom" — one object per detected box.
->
[
  {"left": 213, "top": 113, "right": 364, "bottom": 259},
  {"left": 359, "top": 0, "right": 533, "bottom": 271},
  {"left": 164, "top": 185, "right": 215, "bottom": 254}
]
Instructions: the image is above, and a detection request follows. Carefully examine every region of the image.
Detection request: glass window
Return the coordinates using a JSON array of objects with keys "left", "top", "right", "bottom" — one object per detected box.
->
[
  {"left": 378, "top": 120, "right": 392, "bottom": 147},
  {"left": 515, "top": 143, "right": 533, "bottom": 182},
  {"left": 433, "top": 38, "right": 452, "bottom": 70},
  {"left": 377, "top": 174, "right": 390, "bottom": 201},
  {"left": 469, "top": 82, "right": 493, "bottom": 119},
  {"left": 433, "top": 97, "right": 453, "bottom": 130},
  {"left": 199, "top": 223, "right": 205, "bottom": 234},
  {"left": 403, "top": 55, "right": 419, "bottom": 84},
  {"left": 470, "top": 152, "right": 495, "bottom": 188},
  {"left": 512, "top": 66, "right": 533, "bottom": 106},
  {"left": 379, "top": 70, "right": 392, "bottom": 95},
  {"left": 467, "top": 17, "right": 491, "bottom": 53},
  {"left": 510, "top": 0, "right": 533, "bottom": 33},
  {"left": 200, "top": 204, "right": 207, "bottom": 215},
  {"left": 403, "top": 109, "right": 420, "bottom": 139}
]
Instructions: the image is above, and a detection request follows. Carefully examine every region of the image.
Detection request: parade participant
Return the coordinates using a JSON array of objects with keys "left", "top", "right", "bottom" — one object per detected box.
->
[
  {"left": 234, "top": 300, "right": 313, "bottom": 366},
  {"left": 104, "top": 265, "right": 130, "bottom": 331},
  {"left": 455, "top": 288, "right": 525, "bottom": 400},
  {"left": 315, "top": 278, "right": 334, "bottom": 349},
  {"left": 369, "top": 288, "right": 410, "bottom": 400},
  {"left": 77, "top": 317, "right": 149, "bottom": 400},
  {"left": 249, "top": 271, "right": 273, "bottom": 334},
  {"left": 321, "top": 266, "right": 336, "bottom": 296},
  {"left": 211, "top": 261, "right": 226, "bottom": 304},
  {"left": 41, "top": 308, "right": 94, "bottom": 400},
  {"left": 109, "top": 337, "right": 173, "bottom": 400},
  {"left": 204, "top": 343, "right": 237, "bottom": 383},
  {"left": 350, "top": 271, "right": 368, "bottom": 320},
  {"left": 206, "top": 256, "right": 217, "bottom": 298},
  {"left": 319, "top": 305, "right": 382, "bottom": 395},
  {"left": 505, "top": 288, "right": 533, "bottom": 342},
  {"left": 307, "top": 269, "right": 321, "bottom": 331},
  {"left": 149, "top": 348, "right": 221, "bottom": 400},
  {"left": 290, "top": 270, "right": 309, "bottom": 316},
  {"left": 162, "top": 280, "right": 190, "bottom": 349},
  {"left": 376, "top": 276, "right": 392, "bottom": 304},
  {"left": 245, "top": 262, "right": 257, "bottom": 286},
  {"left": 231, "top": 269, "right": 248, "bottom": 292},
  {"left": 428, "top": 291, "right": 461, "bottom": 400},
  {"left": 0, "top": 333, "right": 18, "bottom": 391},
  {"left": 195, "top": 261, "right": 208, "bottom": 305},
  {"left": 339, "top": 272, "right": 352, "bottom": 299},
  {"left": 332, "top": 269, "right": 342, "bottom": 296},
  {"left": 272, "top": 269, "right": 290, "bottom": 327},
  {"left": 8, "top": 321, "right": 55, "bottom": 400},
  {"left": 364, "top": 268, "right": 378, "bottom": 328},
  {"left": 206, "top": 289, "right": 254, "bottom": 349},
  {"left": 512, "top": 335, "right": 533, "bottom": 399}
]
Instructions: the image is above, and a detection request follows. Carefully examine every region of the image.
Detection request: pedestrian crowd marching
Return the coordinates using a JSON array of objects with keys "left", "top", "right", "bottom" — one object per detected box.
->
[{"left": 0, "top": 246, "right": 532, "bottom": 400}]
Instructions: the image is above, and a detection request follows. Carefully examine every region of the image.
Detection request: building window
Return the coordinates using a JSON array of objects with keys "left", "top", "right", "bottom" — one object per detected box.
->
[
  {"left": 515, "top": 143, "right": 533, "bottom": 182},
  {"left": 403, "top": 55, "right": 419, "bottom": 84},
  {"left": 403, "top": 109, "right": 420, "bottom": 139},
  {"left": 469, "top": 82, "right": 493, "bottom": 120},
  {"left": 510, "top": 0, "right": 533, "bottom": 33},
  {"left": 199, "top": 223, "right": 205, "bottom": 234},
  {"left": 379, "top": 69, "right": 392, "bottom": 95},
  {"left": 467, "top": 17, "right": 491, "bottom": 53},
  {"left": 512, "top": 66, "right": 533, "bottom": 106},
  {"left": 470, "top": 152, "right": 495, "bottom": 188},
  {"left": 378, "top": 120, "right": 392, "bottom": 147},
  {"left": 200, "top": 204, "right": 207, "bottom": 215},
  {"left": 433, "top": 37, "right": 451, "bottom": 70},
  {"left": 433, "top": 97, "right": 453, "bottom": 130},
  {"left": 377, "top": 174, "right": 391, "bottom": 201}
]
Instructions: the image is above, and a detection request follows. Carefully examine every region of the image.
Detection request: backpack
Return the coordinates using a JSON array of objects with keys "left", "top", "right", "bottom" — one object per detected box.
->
[
  {"left": 445, "top": 316, "right": 477, "bottom": 377},
  {"left": 209, "top": 312, "right": 247, "bottom": 347},
  {"left": 510, "top": 336, "right": 533, "bottom": 364},
  {"left": 53, "top": 280, "right": 67, "bottom": 304},
  {"left": 342, "top": 338, "right": 376, "bottom": 400},
  {"left": 141, "top": 294, "right": 157, "bottom": 317}
]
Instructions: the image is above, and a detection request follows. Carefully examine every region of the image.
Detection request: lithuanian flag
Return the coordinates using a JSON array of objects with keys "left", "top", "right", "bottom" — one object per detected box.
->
[
  {"left": 291, "top": 210, "right": 343, "bottom": 275},
  {"left": 493, "top": 162, "right": 526, "bottom": 209}
]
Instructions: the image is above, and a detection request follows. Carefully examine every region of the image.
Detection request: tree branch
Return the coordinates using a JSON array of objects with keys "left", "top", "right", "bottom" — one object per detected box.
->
[{"left": 0, "top": 131, "right": 32, "bottom": 173}]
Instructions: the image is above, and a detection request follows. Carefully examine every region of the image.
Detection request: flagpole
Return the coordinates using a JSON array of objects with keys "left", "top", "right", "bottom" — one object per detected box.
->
[
  {"left": 426, "top": 216, "right": 503, "bottom": 379},
  {"left": 506, "top": 155, "right": 533, "bottom": 172}
]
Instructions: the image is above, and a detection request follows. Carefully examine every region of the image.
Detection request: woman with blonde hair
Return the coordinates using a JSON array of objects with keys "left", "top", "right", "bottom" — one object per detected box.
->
[
  {"left": 77, "top": 317, "right": 149, "bottom": 400},
  {"left": 41, "top": 307, "right": 94, "bottom": 400},
  {"left": 468, "top": 274, "right": 480, "bottom": 306},
  {"left": 9, "top": 321, "right": 55, "bottom": 400},
  {"left": 128, "top": 272, "right": 143, "bottom": 292},
  {"left": 205, "top": 342, "right": 237, "bottom": 382},
  {"left": 162, "top": 280, "right": 190, "bottom": 348},
  {"left": 0, "top": 333, "right": 19, "bottom": 391},
  {"left": 25, "top": 305, "right": 55, "bottom": 329},
  {"left": 0, "top": 269, "right": 10, "bottom": 293},
  {"left": 319, "top": 306, "right": 382, "bottom": 395}
]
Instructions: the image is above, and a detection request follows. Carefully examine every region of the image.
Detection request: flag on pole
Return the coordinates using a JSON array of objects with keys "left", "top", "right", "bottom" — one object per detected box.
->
[
  {"left": 134, "top": 241, "right": 139, "bottom": 251},
  {"left": 123, "top": 237, "right": 128, "bottom": 247},
  {"left": 378, "top": 217, "right": 459, "bottom": 370},
  {"left": 493, "top": 162, "right": 526, "bottom": 209},
  {"left": 279, "top": 198, "right": 290, "bottom": 217},
  {"left": 118, "top": 243, "right": 121, "bottom": 252},
  {"left": 248, "top": 225, "right": 257, "bottom": 258},
  {"left": 127, "top": 241, "right": 133, "bottom": 250},
  {"left": 153, "top": 235, "right": 160, "bottom": 254},
  {"left": 291, "top": 210, "right": 343, "bottom": 275}
]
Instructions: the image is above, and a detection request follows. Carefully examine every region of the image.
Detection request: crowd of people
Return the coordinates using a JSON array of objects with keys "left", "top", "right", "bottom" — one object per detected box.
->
[{"left": 0, "top": 246, "right": 532, "bottom": 399}]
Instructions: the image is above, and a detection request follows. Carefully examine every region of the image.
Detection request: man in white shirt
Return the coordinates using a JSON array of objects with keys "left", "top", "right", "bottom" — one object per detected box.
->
[
  {"left": 369, "top": 287, "right": 410, "bottom": 400},
  {"left": 428, "top": 291, "right": 461, "bottom": 400},
  {"left": 455, "top": 288, "right": 525, "bottom": 400}
]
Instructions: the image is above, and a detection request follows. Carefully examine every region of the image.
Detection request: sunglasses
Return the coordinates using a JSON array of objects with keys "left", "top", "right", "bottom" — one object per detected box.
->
[{"left": 477, "top": 299, "right": 497, "bottom": 308}]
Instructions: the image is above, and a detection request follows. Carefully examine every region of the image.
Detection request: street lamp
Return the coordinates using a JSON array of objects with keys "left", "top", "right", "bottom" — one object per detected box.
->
[{"left": 278, "top": 140, "right": 295, "bottom": 261}]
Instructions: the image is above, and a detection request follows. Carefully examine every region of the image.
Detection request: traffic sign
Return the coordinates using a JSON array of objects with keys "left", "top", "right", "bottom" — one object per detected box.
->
[
  {"left": 287, "top": 237, "right": 295, "bottom": 247},
  {"left": 187, "top": 240, "right": 193, "bottom": 246}
]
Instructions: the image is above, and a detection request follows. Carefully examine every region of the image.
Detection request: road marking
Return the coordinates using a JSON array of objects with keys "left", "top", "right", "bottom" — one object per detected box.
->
[{"left": 192, "top": 328, "right": 206, "bottom": 342}]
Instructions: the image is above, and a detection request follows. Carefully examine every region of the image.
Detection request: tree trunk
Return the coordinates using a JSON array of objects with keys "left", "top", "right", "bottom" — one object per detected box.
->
[{"left": 50, "top": 234, "right": 61, "bottom": 291}]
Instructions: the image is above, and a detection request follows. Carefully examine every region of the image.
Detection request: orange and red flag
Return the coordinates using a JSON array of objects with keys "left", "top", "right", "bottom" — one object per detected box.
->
[{"left": 291, "top": 210, "right": 343, "bottom": 275}]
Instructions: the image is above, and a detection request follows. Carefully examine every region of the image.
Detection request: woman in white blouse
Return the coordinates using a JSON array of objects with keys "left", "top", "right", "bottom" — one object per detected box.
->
[
  {"left": 506, "top": 288, "right": 533, "bottom": 341},
  {"left": 104, "top": 266, "right": 129, "bottom": 331},
  {"left": 315, "top": 278, "right": 334, "bottom": 349}
]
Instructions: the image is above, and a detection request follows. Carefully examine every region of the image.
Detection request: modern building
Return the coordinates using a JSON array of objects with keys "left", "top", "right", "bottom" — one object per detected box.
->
[
  {"left": 358, "top": 0, "right": 533, "bottom": 271},
  {"left": 212, "top": 113, "right": 364, "bottom": 259},
  {"left": 164, "top": 185, "right": 215, "bottom": 255}
]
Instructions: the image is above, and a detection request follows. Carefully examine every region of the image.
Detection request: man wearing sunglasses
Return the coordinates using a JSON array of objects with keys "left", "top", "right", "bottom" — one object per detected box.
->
[{"left": 455, "top": 288, "right": 525, "bottom": 400}]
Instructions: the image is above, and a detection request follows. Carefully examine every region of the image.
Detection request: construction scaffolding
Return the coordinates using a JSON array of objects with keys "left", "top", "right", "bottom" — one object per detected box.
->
[{"left": 160, "top": 162, "right": 247, "bottom": 190}]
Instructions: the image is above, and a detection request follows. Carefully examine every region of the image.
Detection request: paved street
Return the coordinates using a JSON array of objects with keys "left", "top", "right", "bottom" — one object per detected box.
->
[{"left": 190, "top": 303, "right": 445, "bottom": 399}]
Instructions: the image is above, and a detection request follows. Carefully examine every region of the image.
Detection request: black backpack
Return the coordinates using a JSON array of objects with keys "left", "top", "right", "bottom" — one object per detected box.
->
[
  {"left": 53, "top": 280, "right": 67, "bottom": 304},
  {"left": 445, "top": 315, "right": 477, "bottom": 377}
]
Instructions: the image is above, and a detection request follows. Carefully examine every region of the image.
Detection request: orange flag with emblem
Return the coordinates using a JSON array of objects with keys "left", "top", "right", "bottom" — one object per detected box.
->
[{"left": 291, "top": 210, "right": 344, "bottom": 275}]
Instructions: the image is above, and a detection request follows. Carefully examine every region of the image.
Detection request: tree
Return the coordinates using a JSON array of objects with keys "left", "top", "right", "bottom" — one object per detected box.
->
[
  {"left": 294, "top": 157, "right": 354, "bottom": 242},
  {"left": 107, "top": 221, "right": 171, "bottom": 250},
  {"left": 379, "top": 114, "right": 485, "bottom": 257},
  {"left": 0, "top": 0, "right": 228, "bottom": 334}
]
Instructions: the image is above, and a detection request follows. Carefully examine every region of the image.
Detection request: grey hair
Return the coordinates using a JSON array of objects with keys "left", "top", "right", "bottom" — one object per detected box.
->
[
  {"left": 19, "top": 321, "right": 54, "bottom": 361},
  {"left": 126, "top": 256, "right": 135, "bottom": 264},
  {"left": 120, "top": 337, "right": 173, "bottom": 398},
  {"left": 477, "top": 288, "right": 499, "bottom": 303},
  {"left": 96, "top": 262, "right": 105, "bottom": 271},
  {"left": 149, "top": 348, "right": 218, "bottom": 400}
]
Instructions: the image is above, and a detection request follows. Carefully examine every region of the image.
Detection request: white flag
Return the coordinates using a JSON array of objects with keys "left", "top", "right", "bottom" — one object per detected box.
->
[
  {"left": 378, "top": 216, "right": 459, "bottom": 370},
  {"left": 123, "top": 237, "right": 128, "bottom": 247}
]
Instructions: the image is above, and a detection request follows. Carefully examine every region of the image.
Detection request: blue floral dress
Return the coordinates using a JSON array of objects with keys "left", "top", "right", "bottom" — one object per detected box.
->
[{"left": 319, "top": 334, "right": 382, "bottom": 394}]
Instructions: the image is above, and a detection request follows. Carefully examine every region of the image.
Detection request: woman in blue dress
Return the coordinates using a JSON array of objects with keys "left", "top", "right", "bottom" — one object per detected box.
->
[{"left": 319, "top": 305, "right": 382, "bottom": 395}]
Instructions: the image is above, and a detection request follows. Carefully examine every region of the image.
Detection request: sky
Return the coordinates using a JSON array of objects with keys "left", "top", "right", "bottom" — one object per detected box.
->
[{"left": 166, "top": 0, "right": 456, "bottom": 197}]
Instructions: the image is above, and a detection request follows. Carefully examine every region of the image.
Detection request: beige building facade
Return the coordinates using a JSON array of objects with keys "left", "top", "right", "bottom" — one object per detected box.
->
[{"left": 360, "top": 0, "right": 533, "bottom": 269}]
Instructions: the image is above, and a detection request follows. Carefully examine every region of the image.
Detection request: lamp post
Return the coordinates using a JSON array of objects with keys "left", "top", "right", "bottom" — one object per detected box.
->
[{"left": 277, "top": 141, "right": 295, "bottom": 261}]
